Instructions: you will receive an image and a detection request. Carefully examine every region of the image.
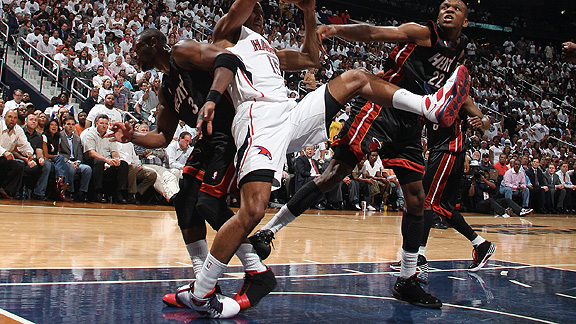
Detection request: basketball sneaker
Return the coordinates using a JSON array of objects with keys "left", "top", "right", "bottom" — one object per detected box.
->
[
  {"left": 468, "top": 241, "right": 496, "bottom": 272},
  {"left": 389, "top": 254, "right": 429, "bottom": 273},
  {"left": 248, "top": 229, "right": 275, "bottom": 260},
  {"left": 233, "top": 267, "right": 277, "bottom": 310},
  {"left": 392, "top": 275, "right": 442, "bottom": 308},
  {"left": 163, "top": 284, "right": 222, "bottom": 308},
  {"left": 174, "top": 283, "right": 240, "bottom": 318},
  {"left": 423, "top": 65, "right": 470, "bottom": 127},
  {"left": 520, "top": 208, "right": 533, "bottom": 216}
]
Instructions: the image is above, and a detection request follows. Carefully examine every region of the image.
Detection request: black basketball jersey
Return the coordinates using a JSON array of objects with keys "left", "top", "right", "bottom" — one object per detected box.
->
[
  {"left": 382, "top": 20, "right": 468, "bottom": 95},
  {"left": 381, "top": 20, "right": 469, "bottom": 153},
  {"left": 426, "top": 109, "right": 468, "bottom": 153},
  {"left": 161, "top": 57, "right": 235, "bottom": 133}
]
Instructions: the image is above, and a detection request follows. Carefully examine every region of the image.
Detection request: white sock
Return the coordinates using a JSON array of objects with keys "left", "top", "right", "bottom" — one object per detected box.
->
[
  {"left": 392, "top": 89, "right": 425, "bottom": 117},
  {"left": 193, "top": 253, "right": 227, "bottom": 298},
  {"left": 261, "top": 205, "right": 296, "bottom": 234},
  {"left": 399, "top": 249, "right": 418, "bottom": 279},
  {"left": 235, "top": 243, "right": 267, "bottom": 273},
  {"left": 418, "top": 245, "right": 426, "bottom": 257},
  {"left": 186, "top": 240, "right": 208, "bottom": 279},
  {"left": 471, "top": 235, "right": 486, "bottom": 247}
]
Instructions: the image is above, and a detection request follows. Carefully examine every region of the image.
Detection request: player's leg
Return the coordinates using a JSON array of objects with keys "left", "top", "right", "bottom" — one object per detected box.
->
[
  {"left": 326, "top": 66, "right": 470, "bottom": 127},
  {"left": 424, "top": 152, "right": 496, "bottom": 272},
  {"left": 390, "top": 167, "right": 442, "bottom": 308}
]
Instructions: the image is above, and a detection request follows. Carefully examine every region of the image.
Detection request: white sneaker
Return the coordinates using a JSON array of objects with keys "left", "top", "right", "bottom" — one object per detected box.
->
[
  {"left": 175, "top": 283, "right": 240, "bottom": 319},
  {"left": 520, "top": 208, "right": 533, "bottom": 216},
  {"left": 367, "top": 205, "right": 377, "bottom": 211},
  {"left": 423, "top": 65, "right": 470, "bottom": 127}
]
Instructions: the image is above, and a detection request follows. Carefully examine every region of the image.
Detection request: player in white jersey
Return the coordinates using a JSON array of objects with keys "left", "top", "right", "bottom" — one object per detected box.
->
[{"left": 174, "top": 0, "right": 471, "bottom": 318}]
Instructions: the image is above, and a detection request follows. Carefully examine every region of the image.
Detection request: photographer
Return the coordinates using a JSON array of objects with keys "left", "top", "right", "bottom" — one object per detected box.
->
[{"left": 469, "top": 169, "right": 530, "bottom": 217}]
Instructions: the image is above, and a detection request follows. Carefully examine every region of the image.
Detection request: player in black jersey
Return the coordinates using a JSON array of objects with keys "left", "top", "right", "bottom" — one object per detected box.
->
[
  {"left": 419, "top": 104, "right": 496, "bottom": 272},
  {"left": 251, "top": 0, "right": 473, "bottom": 309},
  {"left": 110, "top": 28, "right": 275, "bottom": 313}
]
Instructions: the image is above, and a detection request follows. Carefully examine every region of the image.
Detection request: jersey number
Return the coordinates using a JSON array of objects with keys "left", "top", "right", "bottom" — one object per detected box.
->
[
  {"left": 428, "top": 71, "right": 446, "bottom": 89},
  {"left": 267, "top": 56, "right": 281, "bottom": 76}
]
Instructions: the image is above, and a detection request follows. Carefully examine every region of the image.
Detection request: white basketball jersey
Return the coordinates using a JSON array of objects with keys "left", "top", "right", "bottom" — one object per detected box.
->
[{"left": 227, "top": 26, "right": 289, "bottom": 107}]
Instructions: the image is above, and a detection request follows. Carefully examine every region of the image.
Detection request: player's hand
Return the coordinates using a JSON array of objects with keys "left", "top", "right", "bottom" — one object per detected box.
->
[
  {"left": 197, "top": 101, "right": 215, "bottom": 138},
  {"left": 292, "top": 0, "right": 315, "bottom": 12},
  {"left": 317, "top": 25, "right": 337, "bottom": 40},
  {"left": 562, "top": 42, "right": 576, "bottom": 63},
  {"left": 109, "top": 121, "right": 134, "bottom": 143},
  {"left": 468, "top": 116, "right": 483, "bottom": 129}
]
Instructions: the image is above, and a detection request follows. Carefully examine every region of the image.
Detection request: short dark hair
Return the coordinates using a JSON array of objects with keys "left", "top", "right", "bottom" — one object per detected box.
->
[
  {"left": 180, "top": 131, "right": 191, "bottom": 139},
  {"left": 95, "top": 114, "right": 109, "bottom": 123},
  {"left": 63, "top": 116, "right": 76, "bottom": 124},
  {"left": 137, "top": 28, "right": 167, "bottom": 48}
]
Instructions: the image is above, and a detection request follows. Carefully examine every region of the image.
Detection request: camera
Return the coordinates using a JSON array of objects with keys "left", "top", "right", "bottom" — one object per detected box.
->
[{"left": 474, "top": 170, "right": 485, "bottom": 180}]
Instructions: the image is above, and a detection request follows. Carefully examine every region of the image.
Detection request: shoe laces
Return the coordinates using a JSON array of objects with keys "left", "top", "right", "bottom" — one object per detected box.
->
[{"left": 257, "top": 230, "right": 275, "bottom": 249}]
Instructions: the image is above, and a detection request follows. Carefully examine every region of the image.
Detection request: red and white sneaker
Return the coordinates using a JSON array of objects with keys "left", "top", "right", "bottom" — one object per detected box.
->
[
  {"left": 163, "top": 284, "right": 223, "bottom": 308},
  {"left": 174, "top": 283, "right": 240, "bottom": 319},
  {"left": 233, "top": 267, "right": 277, "bottom": 310},
  {"left": 423, "top": 65, "right": 470, "bottom": 127}
]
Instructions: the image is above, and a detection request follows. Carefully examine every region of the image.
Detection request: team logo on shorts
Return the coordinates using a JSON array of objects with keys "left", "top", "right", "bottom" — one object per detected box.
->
[
  {"left": 255, "top": 146, "right": 272, "bottom": 160},
  {"left": 368, "top": 137, "right": 383, "bottom": 152}
]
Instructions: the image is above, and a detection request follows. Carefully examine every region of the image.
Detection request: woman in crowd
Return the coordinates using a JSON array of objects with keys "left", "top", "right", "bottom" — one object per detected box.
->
[{"left": 42, "top": 119, "right": 72, "bottom": 201}]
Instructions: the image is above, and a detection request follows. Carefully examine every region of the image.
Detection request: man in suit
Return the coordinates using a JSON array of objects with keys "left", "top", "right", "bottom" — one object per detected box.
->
[
  {"left": 526, "top": 158, "right": 547, "bottom": 213},
  {"left": 60, "top": 116, "right": 92, "bottom": 202},
  {"left": 555, "top": 163, "right": 575, "bottom": 213},
  {"left": 542, "top": 164, "right": 560, "bottom": 213},
  {"left": 294, "top": 146, "right": 326, "bottom": 209}
]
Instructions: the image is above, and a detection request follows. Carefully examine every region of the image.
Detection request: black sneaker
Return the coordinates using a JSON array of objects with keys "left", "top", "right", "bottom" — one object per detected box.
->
[
  {"left": 390, "top": 255, "right": 429, "bottom": 273},
  {"left": 248, "top": 229, "right": 275, "bottom": 260},
  {"left": 468, "top": 241, "right": 496, "bottom": 272},
  {"left": 392, "top": 275, "right": 442, "bottom": 308},
  {"left": 233, "top": 267, "right": 277, "bottom": 310}
]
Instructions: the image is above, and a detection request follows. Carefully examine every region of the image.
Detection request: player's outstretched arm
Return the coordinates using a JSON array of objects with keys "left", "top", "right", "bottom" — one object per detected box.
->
[
  {"left": 111, "top": 90, "right": 179, "bottom": 148},
  {"left": 276, "top": 0, "right": 320, "bottom": 71},
  {"left": 317, "top": 22, "right": 431, "bottom": 47},
  {"left": 171, "top": 40, "right": 231, "bottom": 71},
  {"left": 213, "top": 0, "right": 260, "bottom": 43}
]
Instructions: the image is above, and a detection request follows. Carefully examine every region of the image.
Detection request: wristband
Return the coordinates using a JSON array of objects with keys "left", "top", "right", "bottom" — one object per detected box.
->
[{"left": 206, "top": 90, "right": 222, "bottom": 105}]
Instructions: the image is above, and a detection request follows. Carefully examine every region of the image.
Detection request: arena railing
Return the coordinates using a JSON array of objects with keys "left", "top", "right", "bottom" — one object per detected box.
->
[
  {"left": 0, "top": 20, "right": 9, "bottom": 62},
  {"left": 479, "top": 56, "right": 543, "bottom": 101},
  {"left": 551, "top": 96, "right": 576, "bottom": 112},
  {"left": 16, "top": 37, "right": 59, "bottom": 94},
  {"left": 70, "top": 77, "right": 91, "bottom": 102}
]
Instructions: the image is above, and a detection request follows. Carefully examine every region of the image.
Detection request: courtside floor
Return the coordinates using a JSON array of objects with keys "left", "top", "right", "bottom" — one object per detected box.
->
[{"left": 0, "top": 202, "right": 575, "bottom": 323}]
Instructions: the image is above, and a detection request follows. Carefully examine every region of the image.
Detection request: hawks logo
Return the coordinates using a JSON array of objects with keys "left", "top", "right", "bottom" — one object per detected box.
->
[{"left": 255, "top": 146, "right": 272, "bottom": 160}]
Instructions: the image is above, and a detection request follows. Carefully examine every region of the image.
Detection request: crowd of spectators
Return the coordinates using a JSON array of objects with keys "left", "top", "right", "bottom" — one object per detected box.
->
[{"left": 0, "top": 0, "right": 574, "bottom": 212}]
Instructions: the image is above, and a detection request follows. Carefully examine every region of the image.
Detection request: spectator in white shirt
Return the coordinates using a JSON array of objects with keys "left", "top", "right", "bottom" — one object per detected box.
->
[
  {"left": 165, "top": 131, "right": 193, "bottom": 179},
  {"left": 0, "top": 110, "right": 33, "bottom": 197},
  {"left": 116, "top": 141, "right": 157, "bottom": 203}
]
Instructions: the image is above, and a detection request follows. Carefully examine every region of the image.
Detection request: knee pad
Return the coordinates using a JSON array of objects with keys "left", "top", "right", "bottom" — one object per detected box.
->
[
  {"left": 401, "top": 211, "right": 424, "bottom": 253},
  {"left": 196, "top": 191, "right": 234, "bottom": 231},
  {"left": 174, "top": 175, "right": 204, "bottom": 230}
]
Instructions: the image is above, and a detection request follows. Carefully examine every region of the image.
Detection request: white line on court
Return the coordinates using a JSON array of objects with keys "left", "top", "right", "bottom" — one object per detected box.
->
[
  {"left": 509, "top": 280, "right": 532, "bottom": 288},
  {"left": 447, "top": 276, "right": 467, "bottom": 281},
  {"left": 268, "top": 292, "right": 559, "bottom": 324},
  {"left": 555, "top": 293, "right": 576, "bottom": 300},
  {"left": 0, "top": 308, "right": 35, "bottom": 324}
]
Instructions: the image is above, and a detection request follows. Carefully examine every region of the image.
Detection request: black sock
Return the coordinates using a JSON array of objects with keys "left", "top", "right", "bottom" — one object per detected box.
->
[
  {"left": 446, "top": 210, "right": 477, "bottom": 241},
  {"left": 287, "top": 181, "right": 324, "bottom": 216},
  {"left": 421, "top": 210, "right": 435, "bottom": 246}
]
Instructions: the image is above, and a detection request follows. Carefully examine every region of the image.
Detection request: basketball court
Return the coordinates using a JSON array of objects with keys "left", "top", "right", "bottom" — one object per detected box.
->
[{"left": 0, "top": 201, "right": 575, "bottom": 323}]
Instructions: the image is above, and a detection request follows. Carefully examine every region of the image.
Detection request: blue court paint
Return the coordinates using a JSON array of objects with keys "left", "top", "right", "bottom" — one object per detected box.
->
[{"left": 0, "top": 261, "right": 574, "bottom": 323}]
